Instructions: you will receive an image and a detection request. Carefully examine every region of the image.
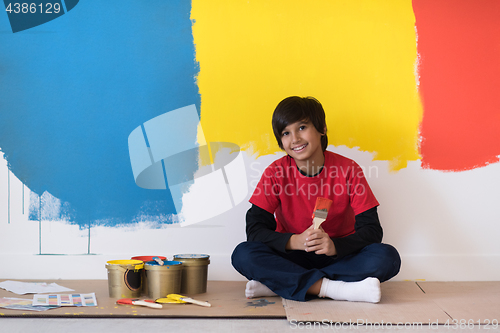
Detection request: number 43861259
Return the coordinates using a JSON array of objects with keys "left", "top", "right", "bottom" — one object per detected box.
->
[{"left": 5, "top": 2, "right": 61, "bottom": 14}]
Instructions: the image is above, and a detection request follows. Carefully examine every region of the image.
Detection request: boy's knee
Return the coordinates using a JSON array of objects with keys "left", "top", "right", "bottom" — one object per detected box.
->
[
  {"left": 231, "top": 241, "right": 272, "bottom": 278},
  {"left": 376, "top": 243, "right": 400, "bottom": 260},
  {"left": 365, "top": 243, "right": 401, "bottom": 282},
  {"left": 231, "top": 242, "right": 247, "bottom": 270},
  {"left": 378, "top": 244, "right": 401, "bottom": 281},
  {"left": 231, "top": 241, "right": 261, "bottom": 271}
]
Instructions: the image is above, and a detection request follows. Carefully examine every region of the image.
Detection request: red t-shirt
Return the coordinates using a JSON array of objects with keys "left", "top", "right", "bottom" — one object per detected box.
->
[{"left": 249, "top": 151, "right": 379, "bottom": 238}]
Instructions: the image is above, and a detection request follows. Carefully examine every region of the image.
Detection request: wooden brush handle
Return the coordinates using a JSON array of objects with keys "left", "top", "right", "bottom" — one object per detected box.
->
[
  {"left": 182, "top": 297, "right": 211, "bottom": 307},
  {"left": 132, "top": 300, "right": 162, "bottom": 309},
  {"left": 312, "top": 216, "right": 325, "bottom": 229}
]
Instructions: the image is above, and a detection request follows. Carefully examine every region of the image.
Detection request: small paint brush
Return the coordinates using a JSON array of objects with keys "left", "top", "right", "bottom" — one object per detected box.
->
[
  {"left": 116, "top": 298, "right": 163, "bottom": 309},
  {"left": 153, "top": 256, "right": 164, "bottom": 266},
  {"left": 166, "top": 294, "right": 211, "bottom": 307},
  {"left": 155, "top": 297, "right": 186, "bottom": 304},
  {"left": 312, "top": 197, "right": 333, "bottom": 229}
]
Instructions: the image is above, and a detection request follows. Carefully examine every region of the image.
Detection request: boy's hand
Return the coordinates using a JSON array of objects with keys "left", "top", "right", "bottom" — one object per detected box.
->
[
  {"left": 286, "top": 225, "right": 337, "bottom": 256},
  {"left": 304, "top": 226, "right": 337, "bottom": 256}
]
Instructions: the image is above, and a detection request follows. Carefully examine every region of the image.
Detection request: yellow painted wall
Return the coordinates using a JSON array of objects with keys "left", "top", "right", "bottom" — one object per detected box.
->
[{"left": 192, "top": 0, "right": 422, "bottom": 170}]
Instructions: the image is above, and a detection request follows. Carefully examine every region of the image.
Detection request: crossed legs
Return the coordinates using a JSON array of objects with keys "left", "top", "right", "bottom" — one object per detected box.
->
[{"left": 232, "top": 242, "right": 401, "bottom": 302}]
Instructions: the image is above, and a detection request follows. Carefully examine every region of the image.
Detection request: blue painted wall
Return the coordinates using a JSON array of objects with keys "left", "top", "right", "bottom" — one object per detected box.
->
[{"left": 0, "top": 0, "right": 200, "bottom": 227}]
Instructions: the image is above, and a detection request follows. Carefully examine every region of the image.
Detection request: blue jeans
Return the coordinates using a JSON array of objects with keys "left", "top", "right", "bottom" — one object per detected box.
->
[{"left": 231, "top": 241, "right": 401, "bottom": 301}]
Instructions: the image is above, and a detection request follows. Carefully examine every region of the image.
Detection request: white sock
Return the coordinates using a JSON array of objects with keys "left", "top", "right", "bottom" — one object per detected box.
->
[
  {"left": 245, "top": 280, "right": 277, "bottom": 298},
  {"left": 318, "top": 277, "right": 381, "bottom": 303}
]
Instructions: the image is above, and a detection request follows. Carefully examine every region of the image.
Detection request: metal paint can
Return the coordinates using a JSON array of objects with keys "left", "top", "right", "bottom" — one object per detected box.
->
[
  {"left": 105, "top": 259, "right": 144, "bottom": 298},
  {"left": 131, "top": 256, "right": 167, "bottom": 296},
  {"left": 173, "top": 254, "right": 210, "bottom": 294},
  {"left": 144, "top": 260, "right": 183, "bottom": 299}
]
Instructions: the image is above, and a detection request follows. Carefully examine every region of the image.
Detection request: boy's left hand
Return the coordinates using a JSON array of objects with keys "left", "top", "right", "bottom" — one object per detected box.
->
[{"left": 304, "top": 226, "right": 337, "bottom": 256}]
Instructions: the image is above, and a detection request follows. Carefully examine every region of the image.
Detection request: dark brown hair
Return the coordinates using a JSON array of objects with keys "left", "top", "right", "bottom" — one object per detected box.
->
[{"left": 272, "top": 96, "right": 328, "bottom": 151}]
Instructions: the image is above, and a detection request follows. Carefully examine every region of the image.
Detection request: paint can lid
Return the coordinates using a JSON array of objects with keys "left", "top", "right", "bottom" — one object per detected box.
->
[
  {"left": 173, "top": 254, "right": 210, "bottom": 259},
  {"left": 145, "top": 260, "right": 182, "bottom": 266},
  {"left": 131, "top": 256, "right": 167, "bottom": 262},
  {"left": 106, "top": 259, "right": 144, "bottom": 270}
]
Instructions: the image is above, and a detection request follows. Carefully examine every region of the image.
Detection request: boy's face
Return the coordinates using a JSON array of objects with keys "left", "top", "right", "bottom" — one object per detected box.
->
[{"left": 280, "top": 119, "right": 325, "bottom": 165}]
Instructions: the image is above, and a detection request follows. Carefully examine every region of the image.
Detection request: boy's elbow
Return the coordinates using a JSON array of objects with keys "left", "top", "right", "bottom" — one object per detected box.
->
[
  {"left": 245, "top": 227, "right": 254, "bottom": 242},
  {"left": 374, "top": 226, "right": 383, "bottom": 243},
  {"left": 246, "top": 231, "right": 256, "bottom": 242},
  {"left": 246, "top": 224, "right": 260, "bottom": 242},
  {"left": 363, "top": 226, "right": 383, "bottom": 244}
]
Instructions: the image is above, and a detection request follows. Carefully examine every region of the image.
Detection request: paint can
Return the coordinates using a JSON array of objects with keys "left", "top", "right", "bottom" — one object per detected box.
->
[
  {"left": 173, "top": 254, "right": 210, "bottom": 294},
  {"left": 144, "top": 260, "right": 183, "bottom": 299},
  {"left": 105, "top": 260, "right": 144, "bottom": 298},
  {"left": 131, "top": 256, "right": 167, "bottom": 296}
]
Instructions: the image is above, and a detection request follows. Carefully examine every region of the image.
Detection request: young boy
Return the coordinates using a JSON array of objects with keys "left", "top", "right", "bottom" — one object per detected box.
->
[{"left": 231, "top": 96, "right": 401, "bottom": 303}]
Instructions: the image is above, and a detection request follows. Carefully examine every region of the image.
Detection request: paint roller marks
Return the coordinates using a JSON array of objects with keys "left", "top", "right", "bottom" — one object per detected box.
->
[
  {"left": 414, "top": 0, "right": 500, "bottom": 171},
  {"left": 0, "top": 1, "right": 200, "bottom": 227},
  {"left": 192, "top": 0, "right": 422, "bottom": 171}
]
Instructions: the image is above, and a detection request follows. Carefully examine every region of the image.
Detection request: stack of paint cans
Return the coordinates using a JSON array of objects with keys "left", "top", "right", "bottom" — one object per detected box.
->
[{"left": 105, "top": 254, "right": 210, "bottom": 298}]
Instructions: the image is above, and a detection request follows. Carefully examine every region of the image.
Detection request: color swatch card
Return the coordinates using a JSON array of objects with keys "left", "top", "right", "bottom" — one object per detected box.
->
[
  {"left": 0, "top": 297, "right": 56, "bottom": 311},
  {"left": 32, "top": 293, "right": 97, "bottom": 307}
]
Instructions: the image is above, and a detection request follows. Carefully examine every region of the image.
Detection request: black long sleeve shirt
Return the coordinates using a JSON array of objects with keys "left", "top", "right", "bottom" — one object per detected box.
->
[{"left": 246, "top": 204, "right": 383, "bottom": 259}]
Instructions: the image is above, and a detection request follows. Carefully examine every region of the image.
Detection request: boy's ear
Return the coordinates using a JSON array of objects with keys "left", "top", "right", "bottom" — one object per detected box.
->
[{"left": 322, "top": 126, "right": 327, "bottom": 135}]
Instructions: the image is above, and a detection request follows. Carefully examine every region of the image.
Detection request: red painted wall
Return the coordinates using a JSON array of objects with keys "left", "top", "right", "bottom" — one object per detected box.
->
[{"left": 414, "top": 0, "right": 500, "bottom": 171}]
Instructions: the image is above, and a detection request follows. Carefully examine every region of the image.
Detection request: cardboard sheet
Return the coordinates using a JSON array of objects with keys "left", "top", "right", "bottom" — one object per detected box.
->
[
  {"left": 2, "top": 279, "right": 498, "bottom": 324},
  {"left": 0, "top": 280, "right": 285, "bottom": 318},
  {"left": 417, "top": 281, "right": 500, "bottom": 325},
  {"left": 282, "top": 281, "right": 451, "bottom": 325}
]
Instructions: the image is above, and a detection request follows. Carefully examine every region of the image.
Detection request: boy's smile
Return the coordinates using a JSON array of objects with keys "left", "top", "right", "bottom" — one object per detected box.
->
[
  {"left": 291, "top": 143, "right": 308, "bottom": 152},
  {"left": 281, "top": 120, "right": 325, "bottom": 175}
]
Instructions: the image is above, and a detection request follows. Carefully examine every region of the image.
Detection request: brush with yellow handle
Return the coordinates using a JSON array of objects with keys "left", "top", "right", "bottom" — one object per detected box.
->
[
  {"left": 166, "top": 294, "right": 211, "bottom": 307},
  {"left": 312, "top": 197, "right": 333, "bottom": 229}
]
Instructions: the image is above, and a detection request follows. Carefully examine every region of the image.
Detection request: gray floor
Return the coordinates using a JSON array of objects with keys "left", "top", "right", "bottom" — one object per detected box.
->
[{"left": 1, "top": 318, "right": 496, "bottom": 332}]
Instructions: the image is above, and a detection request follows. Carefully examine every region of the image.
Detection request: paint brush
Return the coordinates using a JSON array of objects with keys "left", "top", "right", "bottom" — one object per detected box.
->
[
  {"left": 166, "top": 294, "right": 211, "bottom": 307},
  {"left": 155, "top": 297, "right": 186, "bottom": 304},
  {"left": 116, "top": 298, "right": 163, "bottom": 309},
  {"left": 153, "top": 256, "right": 164, "bottom": 266},
  {"left": 312, "top": 197, "right": 333, "bottom": 229}
]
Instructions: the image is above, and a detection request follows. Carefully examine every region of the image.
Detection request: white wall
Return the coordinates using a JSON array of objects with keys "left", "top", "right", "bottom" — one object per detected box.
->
[{"left": 1, "top": 148, "right": 499, "bottom": 281}]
